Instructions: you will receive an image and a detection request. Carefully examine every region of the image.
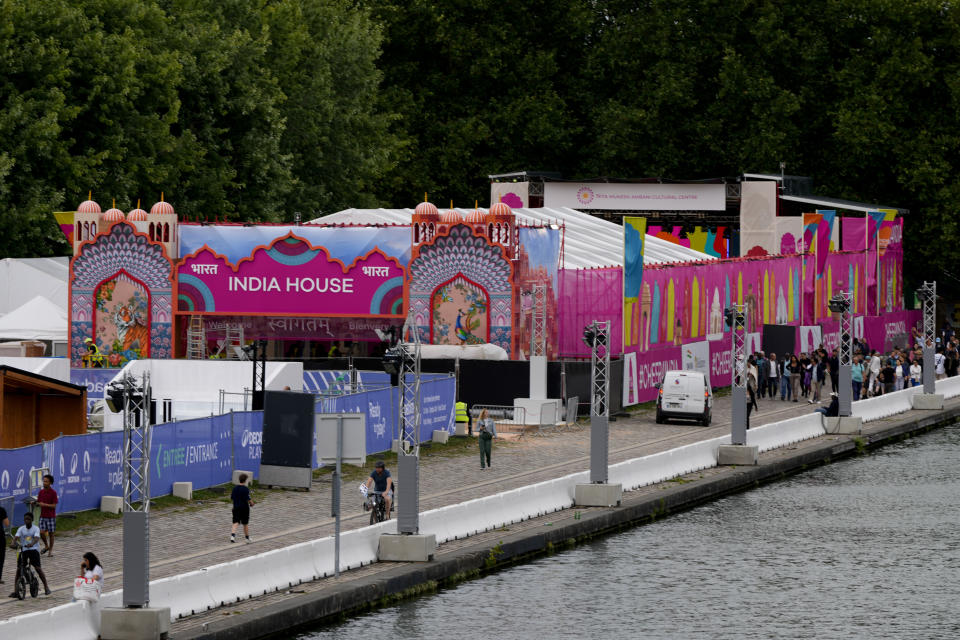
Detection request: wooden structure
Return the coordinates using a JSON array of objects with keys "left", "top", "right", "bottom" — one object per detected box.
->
[{"left": 0, "top": 366, "right": 87, "bottom": 448}]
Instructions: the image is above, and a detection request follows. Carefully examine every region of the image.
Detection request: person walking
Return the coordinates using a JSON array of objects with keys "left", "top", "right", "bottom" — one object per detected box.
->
[
  {"left": 757, "top": 352, "right": 769, "bottom": 399},
  {"left": 866, "top": 351, "right": 882, "bottom": 398},
  {"left": 767, "top": 352, "right": 779, "bottom": 399},
  {"left": 811, "top": 354, "right": 825, "bottom": 404},
  {"left": 779, "top": 355, "right": 792, "bottom": 401},
  {"left": 789, "top": 355, "right": 801, "bottom": 402},
  {"left": 894, "top": 356, "right": 906, "bottom": 391},
  {"left": 477, "top": 409, "right": 496, "bottom": 469},
  {"left": 230, "top": 474, "right": 254, "bottom": 543},
  {"left": 455, "top": 400, "right": 470, "bottom": 436},
  {"left": 36, "top": 474, "right": 57, "bottom": 558},
  {"left": 851, "top": 356, "right": 865, "bottom": 400}
]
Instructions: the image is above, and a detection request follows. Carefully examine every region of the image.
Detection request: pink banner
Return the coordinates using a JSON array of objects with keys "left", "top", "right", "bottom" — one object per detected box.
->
[
  {"left": 559, "top": 268, "right": 623, "bottom": 357},
  {"left": 176, "top": 232, "right": 405, "bottom": 317},
  {"left": 841, "top": 217, "right": 866, "bottom": 251}
]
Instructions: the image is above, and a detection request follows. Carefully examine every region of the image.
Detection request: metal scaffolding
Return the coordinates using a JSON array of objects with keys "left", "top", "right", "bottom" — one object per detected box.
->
[
  {"left": 396, "top": 312, "right": 422, "bottom": 534},
  {"left": 726, "top": 305, "right": 747, "bottom": 445},
  {"left": 530, "top": 284, "right": 547, "bottom": 357},
  {"left": 918, "top": 281, "right": 937, "bottom": 394},
  {"left": 119, "top": 372, "right": 152, "bottom": 608},
  {"left": 186, "top": 315, "right": 206, "bottom": 360},
  {"left": 585, "top": 321, "right": 610, "bottom": 483}
]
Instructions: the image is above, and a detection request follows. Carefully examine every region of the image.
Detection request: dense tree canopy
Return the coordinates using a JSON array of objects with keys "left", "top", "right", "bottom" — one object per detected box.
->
[{"left": 0, "top": 0, "right": 958, "bottom": 293}]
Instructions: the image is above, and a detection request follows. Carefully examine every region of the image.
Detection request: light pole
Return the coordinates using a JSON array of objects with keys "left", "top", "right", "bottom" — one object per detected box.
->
[
  {"left": 828, "top": 292, "right": 853, "bottom": 417},
  {"left": 575, "top": 321, "right": 622, "bottom": 507},
  {"left": 725, "top": 305, "right": 747, "bottom": 445},
  {"left": 717, "top": 305, "right": 759, "bottom": 465},
  {"left": 101, "top": 372, "right": 169, "bottom": 638},
  {"left": 913, "top": 281, "right": 944, "bottom": 409},
  {"left": 918, "top": 281, "right": 937, "bottom": 393},
  {"left": 377, "top": 314, "right": 436, "bottom": 562}
]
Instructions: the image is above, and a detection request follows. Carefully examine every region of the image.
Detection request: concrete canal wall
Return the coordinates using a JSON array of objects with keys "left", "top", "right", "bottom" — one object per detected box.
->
[{"left": 5, "top": 378, "right": 960, "bottom": 640}]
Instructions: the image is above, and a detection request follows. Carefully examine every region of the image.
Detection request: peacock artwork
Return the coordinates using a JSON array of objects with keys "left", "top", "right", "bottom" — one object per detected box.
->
[{"left": 432, "top": 276, "right": 488, "bottom": 345}]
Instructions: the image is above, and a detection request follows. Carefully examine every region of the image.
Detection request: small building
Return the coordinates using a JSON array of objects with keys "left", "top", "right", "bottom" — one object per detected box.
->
[{"left": 0, "top": 366, "right": 87, "bottom": 448}]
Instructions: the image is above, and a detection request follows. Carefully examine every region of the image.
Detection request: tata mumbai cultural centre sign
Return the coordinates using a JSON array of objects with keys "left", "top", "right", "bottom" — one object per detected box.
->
[
  {"left": 544, "top": 182, "right": 726, "bottom": 211},
  {"left": 176, "top": 233, "right": 405, "bottom": 317}
]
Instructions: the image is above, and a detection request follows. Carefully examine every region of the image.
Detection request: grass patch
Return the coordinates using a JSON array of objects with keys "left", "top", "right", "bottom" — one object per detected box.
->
[
  {"left": 313, "top": 434, "right": 499, "bottom": 485},
  {"left": 55, "top": 483, "right": 240, "bottom": 535}
]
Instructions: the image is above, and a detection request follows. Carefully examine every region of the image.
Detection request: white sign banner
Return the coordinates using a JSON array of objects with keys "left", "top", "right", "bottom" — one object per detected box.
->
[
  {"left": 490, "top": 181, "right": 529, "bottom": 208},
  {"left": 544, "top": 182, "right": 726, "bottom": 211},
  {"left": 682, "top": 340, "right": 711, "bottom": 387},
  {"left": 799, "top": 325, "right": 822, "bottom": 354}
]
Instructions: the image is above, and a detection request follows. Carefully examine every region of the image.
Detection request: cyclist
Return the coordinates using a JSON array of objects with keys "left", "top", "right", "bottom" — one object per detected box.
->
[
  {"left": 8, "top": 512, "right": 50, "bottom": 597},
  {"left": 363, "top": 460, "right": 394, "bottom": 520}
]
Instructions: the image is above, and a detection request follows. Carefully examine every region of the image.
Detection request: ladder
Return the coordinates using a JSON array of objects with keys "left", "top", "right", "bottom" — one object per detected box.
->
[
  {"left": 186, "top": 315, "right": 206, "bottom": 359},
  {"left": 224, "top": 324, "right": 244, "bottom": 359}
]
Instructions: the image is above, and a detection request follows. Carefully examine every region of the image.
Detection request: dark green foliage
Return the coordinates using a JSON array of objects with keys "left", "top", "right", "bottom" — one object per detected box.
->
[{"left": 1, "top": 0, "right": 959, "bottom": 295}]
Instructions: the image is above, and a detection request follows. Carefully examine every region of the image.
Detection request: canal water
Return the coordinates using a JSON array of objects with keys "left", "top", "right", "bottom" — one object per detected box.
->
[{"left": 299, "top": 424, "right": 960, "bottom": 639}]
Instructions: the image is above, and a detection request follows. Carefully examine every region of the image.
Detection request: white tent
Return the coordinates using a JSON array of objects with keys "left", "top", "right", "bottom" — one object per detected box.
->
[
  {"left": 0, "top": 295, "right": 68, "bottom": 341},
  {"left": 311, "top": 206, "right": 714, "bottom": 268},
  {"left": 0, "top": 257, "right": 69, "bottom": 317}
]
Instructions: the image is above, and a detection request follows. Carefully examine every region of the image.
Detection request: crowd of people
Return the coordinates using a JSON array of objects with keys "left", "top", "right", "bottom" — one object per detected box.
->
[{"left": 743, "top": 322, "right": 960, "bottom": 415}]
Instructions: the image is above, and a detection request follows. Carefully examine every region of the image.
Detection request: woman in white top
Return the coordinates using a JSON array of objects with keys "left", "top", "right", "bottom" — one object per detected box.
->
[
  {"left": 894, "top": 356, "right": 905, "bottom": 391},
  {"left": 910, "top": 360, "right": 923, "bottom": 387},
  {"left": 81, "top": 551, "right": 103, "bottom": 584}
]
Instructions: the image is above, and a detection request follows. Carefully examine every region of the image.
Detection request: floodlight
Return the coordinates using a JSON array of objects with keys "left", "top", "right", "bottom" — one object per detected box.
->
[
  {"left": 828, "top": 295, "right": 850, "bottom": 314},
  {"left": 105, "top": 383, "right": 125, "bottom": 413}
]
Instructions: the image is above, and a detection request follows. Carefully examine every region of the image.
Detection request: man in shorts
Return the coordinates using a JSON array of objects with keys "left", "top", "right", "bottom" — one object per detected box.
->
[
  {"left": 364, "top": 461, "right": 394, "bottom": 519},
  {"left": 8, "top": 512, "right": 50, "bottom": 597},
  {"left": 230, "top": 473, "right": 254, "bottom": 543},
  {"left": 35, "top": 475, "right": 58, "bottom": 557}
]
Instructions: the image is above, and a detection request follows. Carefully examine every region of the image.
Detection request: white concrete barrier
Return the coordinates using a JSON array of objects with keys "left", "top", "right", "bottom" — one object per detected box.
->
[
  {"left": 152, "top": 570, "right": 217, "bottom": 619},
  {"left": 748, "top": 413, "right": 825, "bottom": 452},
  {"left": 206, "top": 560, "right": 250, "bottom": 606},
  {"left": 852, "top": 386, "right": 920, "bottom": 422},
  {"left": 308, "top": 537, "right": 337, "bottom": 578},
  {"left": 0, "top": 603, "right": 98, "bottom": 640},
  {"left": 936, "top": 376, "right": 960, "bottom": 399}
]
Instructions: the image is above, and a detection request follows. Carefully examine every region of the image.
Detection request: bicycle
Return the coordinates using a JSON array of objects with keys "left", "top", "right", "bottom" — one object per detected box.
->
[
  {"left": 364, "top": 490, "right": 387, "bottom": 525},
  {"left": 11, "top": 541, "right": 40, "bottom": 600}
]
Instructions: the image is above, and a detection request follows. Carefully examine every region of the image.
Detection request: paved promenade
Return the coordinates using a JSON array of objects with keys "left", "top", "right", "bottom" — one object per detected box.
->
[{"left": 0, "top": 393, "right": 823, "bottom": 623}]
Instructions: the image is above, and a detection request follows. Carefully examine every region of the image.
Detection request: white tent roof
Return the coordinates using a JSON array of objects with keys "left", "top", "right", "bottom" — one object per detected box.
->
[
  {"left": 310, "top": 207, "right": 713, "bottom": 268},
  {"left": 0, "top": 257, "right": 69, "bottom": 317},
  {"left": 0, "top": 295, "right": 68, "bottom": 341}
]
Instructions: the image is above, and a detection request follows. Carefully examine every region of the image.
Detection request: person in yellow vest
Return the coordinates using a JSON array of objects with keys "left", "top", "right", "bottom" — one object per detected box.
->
[
  {"left": 83, "top": 338, "right": 105, "bottom": 368},
  {"left": 455, "top": 401, "right": 470, "bottom": 436}
]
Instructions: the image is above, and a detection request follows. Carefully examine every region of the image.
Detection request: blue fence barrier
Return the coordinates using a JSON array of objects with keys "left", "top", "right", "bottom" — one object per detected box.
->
[{"left": 0, "top": 375, "right": 455, "bottom": 515}]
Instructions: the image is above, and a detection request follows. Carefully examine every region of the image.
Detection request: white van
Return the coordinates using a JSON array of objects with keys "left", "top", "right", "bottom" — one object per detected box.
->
[{"left": 654, "top": 370, "right": 712, "bottom": 426}]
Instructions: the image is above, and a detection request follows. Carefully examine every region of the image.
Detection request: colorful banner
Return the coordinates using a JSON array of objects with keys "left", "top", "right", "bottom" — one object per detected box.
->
[
  {"left": 623, "top": 217, "right": 647, "bottom": 349},
  {"left": 54, "top": 211, "right": 74, "bottom": 244},
  {"left": 176, "top": 232, "right": 405, "bottom": 317}
]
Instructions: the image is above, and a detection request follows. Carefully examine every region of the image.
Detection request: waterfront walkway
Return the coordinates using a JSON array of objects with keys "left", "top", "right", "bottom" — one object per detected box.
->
[{"left": 0, "top": 394, "right": 831, "bottom": 625}]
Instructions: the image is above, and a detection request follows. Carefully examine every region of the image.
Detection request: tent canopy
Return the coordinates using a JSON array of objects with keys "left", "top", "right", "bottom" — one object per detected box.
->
[
  {"left": 0, "top": 295, "right": 68, "bottom": 341},
  {"left": 0, "top": 257, "right": 68, "bottom": 317},
  {"left": 311, "top": 206, "right": 714, "bottom": 269}
]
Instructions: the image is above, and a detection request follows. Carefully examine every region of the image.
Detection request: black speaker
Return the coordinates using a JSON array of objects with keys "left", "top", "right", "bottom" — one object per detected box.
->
[
  {"left": 762, "top": 324, "right": 797, "bottom": 357},
  {"left": 252, "top": 389, "right": 265, "bottom": 411},
  {"left": 261, "top": 391, "right": 314, "bottom": 468}
]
